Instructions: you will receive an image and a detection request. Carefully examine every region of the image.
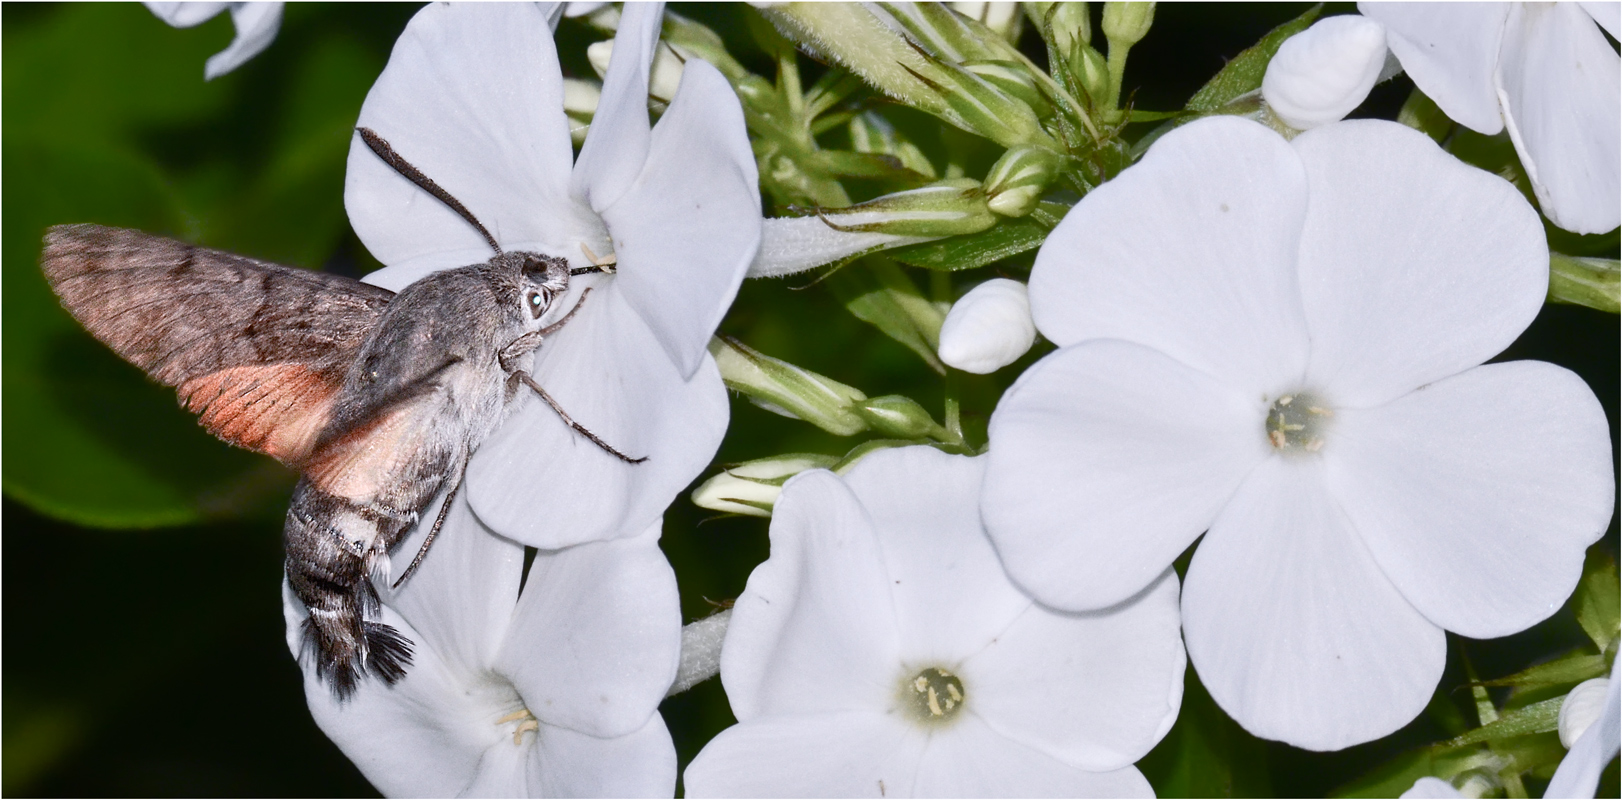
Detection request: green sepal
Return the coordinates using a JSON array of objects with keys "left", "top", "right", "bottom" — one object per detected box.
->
[
  {"left": 1575, "top": 549, "right": 1621, "bottom": 651},
  {"left": 1444, "top": 697, "right": 1564, "bottom": 747},
  {"left": 1548, "top": 253, "right": 1621, "bottom": 314},
  {"left": 1185, "top": 4, "right": 1323, "bottom": 113},
  {"left": 1478, "top": 652, "right": 1610, "bottom": 690},
  {"left": 826, "top": 260, "right": 948, "bottom": 373},
  {"left": 850, "top": 395, "right": 950, "bottom": 440},
  {"left": 886, "top": 200, "right": 1069, "bottom": 271}
]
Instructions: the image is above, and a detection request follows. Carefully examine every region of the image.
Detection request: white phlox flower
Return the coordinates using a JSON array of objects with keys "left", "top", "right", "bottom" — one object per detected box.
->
[
  {"left": 684, "top": 446, "right": 1184, "bottom": 797},
  {"left": 1548, "top": 655, "right": 1621, "bottom": 798},
  {"left": 282, "top": 492, "right": 682, "bottom": 797},
  {"left": 1261, "top": 15, "right": 1391, "bottom": 131},
  {"left": 981, "top": 116, "right": 1616, "bottom": 751},
  {"left": 1358, "top": 2, "right": 1621, "bottom": 234},
  {"left": 144, "top": 1, "right": 282, "bottom": 80},
  {"left": 937, "top": 277, "right": 1037, "bottom": 374},
  {"left": 347, "top": 2, "right": 761, "bottom": 549}
]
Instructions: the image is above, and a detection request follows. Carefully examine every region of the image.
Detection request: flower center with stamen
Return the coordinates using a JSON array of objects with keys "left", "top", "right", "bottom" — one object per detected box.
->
[
  {"left": 1265, "top": 392, "right": 1333, "bottom": 454},
  {"left": 495, "top": 707, "right": 541, "bottom": 745},
  {"left": 900, "top": 667, "right": 965, "bottom": 724}
]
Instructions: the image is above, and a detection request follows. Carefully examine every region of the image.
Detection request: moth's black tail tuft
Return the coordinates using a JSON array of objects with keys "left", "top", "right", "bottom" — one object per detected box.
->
[
  {"left": 364, "top": 621, "right": 414, "bottom": 685},
  {"left": 301, "top": 617, "right": 415, "bottom": 702}
]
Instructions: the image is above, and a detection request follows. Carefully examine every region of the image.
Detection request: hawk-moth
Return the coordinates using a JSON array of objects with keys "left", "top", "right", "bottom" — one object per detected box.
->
[{"left": 39, "top": 128, "right": 637, "bottom": 698}]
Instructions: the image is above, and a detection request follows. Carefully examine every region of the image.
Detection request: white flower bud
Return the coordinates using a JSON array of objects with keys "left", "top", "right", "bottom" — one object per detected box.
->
[
  {"left": 1558, "top": 677, "right": 1610, "bottom": 748},
  {"left": 937, "top": 278, "right": 1036, "bottom": 373},
  {"left": 1262, "top": 15, "right": 1389, "bottom": 131},
  {"left": 691, "top": 454, "right": 840, "bottom": 517},
  {"left": 587, "top": 40, "right": 685, "bottom": 102}
]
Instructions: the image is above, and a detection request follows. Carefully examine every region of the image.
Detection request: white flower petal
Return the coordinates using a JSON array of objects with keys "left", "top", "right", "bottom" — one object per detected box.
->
[
  {"left": 526, "top": 715, "right": 677, "bottom": 799},
  {"left": 1183, "top": 457, "right": 1446, "bottom": 751},
  {"left": 1030, "top": 116, "right": 1311, "bottom": 396},
  {"left": 570, "top": 2, "right": 662, "bottom": 213},
  {"left": 1559, "top": 677, "right": 1611, "bottom": 748},
  {"left": 1547, "top": 657, "right": 1622, "bottom": 799},
  {"left": 377, "top": 489, "right": 524, "bottom": 678},
  {"left": 748, "top": 216, "right": 931, "bottom": 278},
  {"left": 1292, "top": 120, "right": 1547, "bottom": 408},
  {"left": 1581, "top": 1, "right": 1621, "bottom": 39},
  {"left": 982, "top": 339, "right": 1267, "bottom": 611},
  {"left": 203, "top": 2, "right": 282, "bottom": 80},
  {"left": 683, "top": 712, "right": 926, "bottom": 798},
  {"left": 145, "top": 1, "right": 231, "bottom": 27},
  {"left": 720, "top": 469, "right": 905, "bottom": 721},
  {"left": 1323, "top": 361, "right": 1615, "bottom": 639},
  {"left": 283, "top": 584, "right": 495, "bottom": 797},
  {"left": 346, "top": 3, "right": 594, "bottom": 278},
  {"left": 1498, "top": 2, "right": 1622, "bottom": 235},
  {"left": 964, "top": 569, "right": 1184, "bottom": 772},
  {"left": 1360, "top": 2, "right": 1509, "bottom": 134},
  {"left": 495, "top": 520, "right": 681, "bottom": 739},
  {"left": 1262, "top": 15, "right": 1390, "bottom": 130},
  {"left": 465, "top": 283, "right": 729, "bottom": 548},
  {"left": 601, "top": 59, "right": 761, "bottom": 380},
  {"left": 839, "top": 448, "right": 1030, "bottom": 664},
  {"left": 911, "top": 716, "right": 1155, "bottom": 798},
  {"left": 937, "top": 278, "right": 1036, "bottom": 374},
  {"left": 1401, "top": 777, "right": 1464, "bottom": 799}
]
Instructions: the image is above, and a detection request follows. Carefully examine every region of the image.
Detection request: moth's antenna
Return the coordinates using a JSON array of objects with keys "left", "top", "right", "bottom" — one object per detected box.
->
[{"left": 356, "top": 127, "right": 503, "bottom": 256}]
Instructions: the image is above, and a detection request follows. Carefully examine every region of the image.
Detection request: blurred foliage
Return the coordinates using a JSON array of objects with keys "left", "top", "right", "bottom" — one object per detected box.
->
[{"left": 3, "top": 3, "right": 1617, "bottom": 798}]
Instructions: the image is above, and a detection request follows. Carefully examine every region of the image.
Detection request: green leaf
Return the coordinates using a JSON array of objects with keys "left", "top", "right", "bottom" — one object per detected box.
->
[
  {"left": 826, "top": 260, "right": 947, "bottom": 373},
  {"left": 1479, "top": 652, "right": 1609, "bottom": 690},
  {"left": 888, "top": 200, "right": 1069, "bottom": 271},
  {"left": 1445, "top": 697, "right": 1564, "bottom": 747},
  {"left": 1331, "top": 746, "right": 1497, "bottom": 799},
  {"left": 1575, "top": 549, "right": 1621, "bottom": 652},
  {"left": 1185, "top": 4, "right": 1323, "bottom": 113},
  {"left": 1138, "top": 667, "right": 1271, "bottom": 798}
]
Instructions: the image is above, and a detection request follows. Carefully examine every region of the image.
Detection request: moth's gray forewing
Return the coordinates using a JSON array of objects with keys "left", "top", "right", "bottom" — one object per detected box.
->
[{"left": 41, "top": 223, "right": 396, "bottom": 465}]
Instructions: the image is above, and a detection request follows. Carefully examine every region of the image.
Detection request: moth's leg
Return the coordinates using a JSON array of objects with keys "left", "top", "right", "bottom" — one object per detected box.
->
[
  {"left": 391, "top": 479, "right": 460, "bottom": 590},
  {"left": 540, "top": 287, "right": 592, "bottom": 335},
  {"left": 513, "top": 370, "right": 648, "bottom": 464}
]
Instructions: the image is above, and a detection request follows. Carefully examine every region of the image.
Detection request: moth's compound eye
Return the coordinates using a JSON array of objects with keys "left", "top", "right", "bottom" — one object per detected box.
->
[{"left": 525, "top": 289, "right": 548, "bottom": 320}]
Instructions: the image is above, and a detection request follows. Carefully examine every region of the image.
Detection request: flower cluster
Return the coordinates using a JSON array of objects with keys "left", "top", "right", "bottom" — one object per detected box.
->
[{"left": 89, "top": 2, "right": 1619, "bottom": 798}]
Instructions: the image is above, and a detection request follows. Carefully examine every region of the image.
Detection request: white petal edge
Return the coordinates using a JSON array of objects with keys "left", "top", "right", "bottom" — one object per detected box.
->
[
  {"left": 1401, "top": 777, "right": 1464, "bottom": 799},
  {"left": 911, "top": 715, "right": 1156, "bottom": 798},
  {"left": 570, "top": 1, "right": 662, "bottom": 213},
  {"left": 1359, "top": 2, "right": 1509, "bottom": 134},
  {"left": 965, "top": 568, "right": 1185, "bottom": 772},
  {"left": 1293, "top": 119, "right": 1547, "bottom": 407},
  {"left": 1183, "top": 457, "right": 1446, "bottom": 751},
  {"left": 720, "top": 469, "right": 905, "bottom": 721},
  {"left": 203, "top": 3, "right": 282, "bottom": 79},
  {"left": 1029, "top": 115, "right": 1311, "bottom": 397},
  {"left": 466, "top": 282, "right": 729, "bottom": 548},
  {"left": 982, "top": 338, "right": 1268, "bottom": 611},
  {"left": 683, "top": 712, "right": 926, "bottom": 798},
  {"left": 1323, "top": 361, "right": 1615, "bottom": 639},
  {"left": 495, "top": 520, "right": 681, "bottom": 739},
  {"left": 937, "top": 278, "right": 1036, "bottom": 374},
  {"left": 1497, "top": 2, "right": 1622, "bottom": 235},
  {"left": 601, "top": 58, "right": 761, "bottom": 380},
  {"left": 346, "top": 2, "right": 594, "bottom": 280},
  {"left": 1581, "top": 1, "right": 1621, "bottom": 39}
]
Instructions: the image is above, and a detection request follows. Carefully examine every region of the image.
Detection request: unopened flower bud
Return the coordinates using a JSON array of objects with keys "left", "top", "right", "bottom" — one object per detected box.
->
[
  {"left": 983, "top": 146, "right": 1063, "bottom": 217},
  {"left": 951, "top": 2, "right": 1023, "bottom": 43},
  {"left": 1261, "top": 15, "right": 1388, "bottom": 131},
  {"left": 1102, "top": 2, "right": 1155, "bottom": 48},
  {"left": 1075, "top": 43, "right": 1110, "bottom": 104},
  {"left": 851, "top": 395, "right": 948, "bottom": 440},
  {"left": 691, "top": 454, "right": 841, "bottom": 517},
  {"left": 562, "top": 78, "right": 601, "bottom": 146},
  {"left": 709, "top": 337, "right": 871, "bottom": 436},
  {"left": 820, "top": 179, "right": 997, "bottom": 238},
  {"left": 1046, "top": 1, "right": 1092, "bottom": 51},
  {"left": 964, "top": 60, "right": 1050, "bottom": 117},
  {"left": 938, "top": 278, "right": 1035, "bottom": 373},
  {"left": 1558, "top": 677, "right": 1610, "bottom": 748}
]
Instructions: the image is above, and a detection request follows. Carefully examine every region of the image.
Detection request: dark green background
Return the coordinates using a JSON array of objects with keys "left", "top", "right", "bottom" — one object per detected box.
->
[{"left": 4, "top": 3, "right": 1616, "bottom": 797}]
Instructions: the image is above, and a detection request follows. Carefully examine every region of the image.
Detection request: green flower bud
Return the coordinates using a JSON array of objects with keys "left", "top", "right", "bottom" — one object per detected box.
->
[
  {"left": 851, "top": 395, "right": 949, "bottom": 440},
  {"left": 963, "top": 60, "right": 1050, "bottom": 117},
  {"left": 1102, "top": 2, "right": 1155, "bottom": 47},
  {"left": 708, "top": 336, "right": 871, "bottom": 436},
  {"left": 819, "top": 179, "right": 997, "bottom": 238},
  {"left": 1046, "top": 1, "right": 1092, "bottom": 52},
  {"left": 691, "top": 453, "right": 841, "bottom": 517},
  {"left": 984, "top": 146, "right": 1064, "bottom": 217},
  {"left": 1074, "top": 42, "right": 1110, "bottom": 105}
]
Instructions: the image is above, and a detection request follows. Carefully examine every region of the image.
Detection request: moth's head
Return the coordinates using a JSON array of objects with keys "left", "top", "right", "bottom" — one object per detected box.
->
[{"left": 497, "top": 251, "right": 571, "bottom": 329}]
